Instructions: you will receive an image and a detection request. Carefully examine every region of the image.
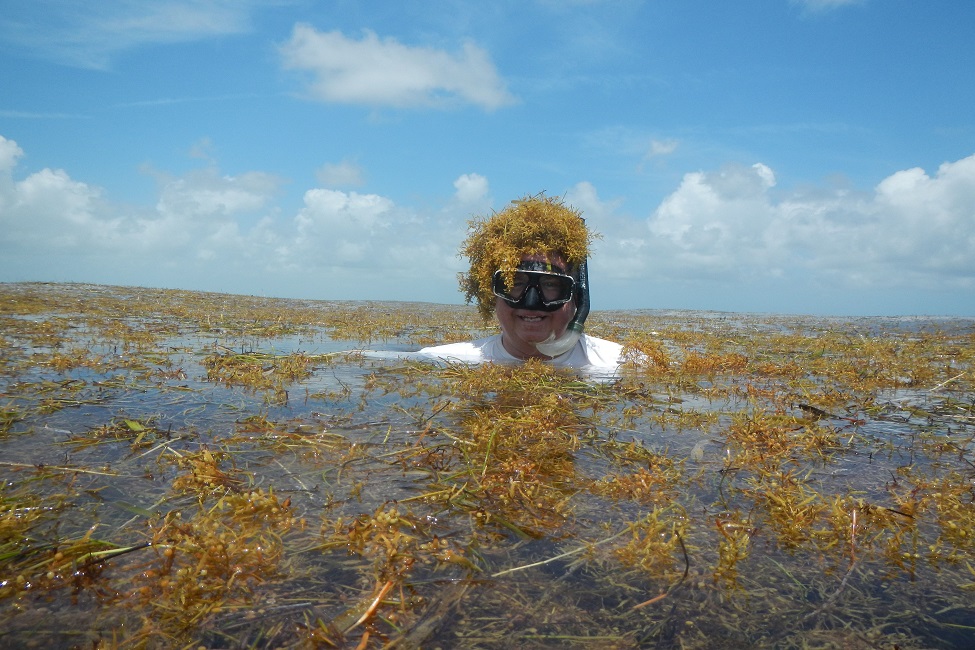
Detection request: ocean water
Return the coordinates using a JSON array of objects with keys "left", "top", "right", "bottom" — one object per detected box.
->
[{"left": 1, "top": 283, "right": 973, "bottom": 649}]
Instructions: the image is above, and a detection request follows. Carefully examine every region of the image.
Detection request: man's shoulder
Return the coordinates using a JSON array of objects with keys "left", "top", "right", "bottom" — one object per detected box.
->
[
  {"left": 580, "top": 334, "right": 623, "bottom": 354},
  {"left": 578, "top": 334, "right": 624, "bottom": 366},
  {"left": 418, "top": 334, "right": 503, "bottom": 361}
]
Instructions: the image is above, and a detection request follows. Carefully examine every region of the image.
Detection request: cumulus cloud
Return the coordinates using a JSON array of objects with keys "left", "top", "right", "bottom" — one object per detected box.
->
[
  {"left": 453, "top": 173, "right": 489, "bottom": 204},
  {"left": 294, "top": 189, "right": 393, "bottom": 248},
  {"left": 642, "top": 156, "right": 975, "bottom": 291},
  {"left": 282, "top": 186, "right": 468, "bottom": 298},
  {"left": 5, "top": 168, "right": 111, "bottom": 248},
  {"left": 0, "top": 136, "right": 284, "bottom": 287},
  {"left": 559, "top": 182, "right": 646, "bottom": 291},
  {"left": 0, "top": 0, "right": 265, "bottom": 69},
  {"left": 563, "top": 181, "right": 651, "bottom": 284},
  {"left": 0, "top": 135, "right": 23, "bottom": 173},
  {"left": 279, "top": 25, "right": 517, "bottom": 110},
  {"left": 564, "top": 181, "right": 624, "bottom": 228},
  {"left": 649, "top": 163, "right": 777, "bottom": 274},
  {"left": 2, "top": 132, "right": 973, "bottom": 312},
  {"left": 156, "top": 168, "right": 280, "bottom": 219},
  {"left": 0, "top": 133, "right": 468, "bottom": 300},
  {"left": 1, "top": 136, "right": 115, "bottom": 251}
]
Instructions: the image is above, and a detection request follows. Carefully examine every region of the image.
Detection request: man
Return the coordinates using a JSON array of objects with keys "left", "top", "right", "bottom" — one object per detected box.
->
[{"left": 418, "top": 194, "right": 623, "bottom": 371}]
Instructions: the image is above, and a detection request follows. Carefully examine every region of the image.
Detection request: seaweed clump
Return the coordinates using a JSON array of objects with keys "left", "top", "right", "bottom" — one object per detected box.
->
[{"left": 458, "top": 194, "right": 596, "bottom": 318}]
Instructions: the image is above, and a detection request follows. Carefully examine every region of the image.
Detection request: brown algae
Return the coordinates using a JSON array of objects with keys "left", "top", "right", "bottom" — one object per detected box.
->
[{"left": 0, "top": 281, "right": 973, "bottom": 648}]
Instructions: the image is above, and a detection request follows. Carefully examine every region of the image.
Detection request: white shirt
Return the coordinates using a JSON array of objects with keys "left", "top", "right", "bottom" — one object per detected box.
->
[{"left": 417, "top": 333, "right": 624, "bottom": 375}]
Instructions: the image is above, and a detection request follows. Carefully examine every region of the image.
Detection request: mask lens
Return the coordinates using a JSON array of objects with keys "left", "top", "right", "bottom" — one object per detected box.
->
[{"left": 537, "top": 274, "right": 573, "bottom": 302}]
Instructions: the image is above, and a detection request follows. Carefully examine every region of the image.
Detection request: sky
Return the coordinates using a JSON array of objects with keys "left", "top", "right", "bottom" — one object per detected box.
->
[{"left": 1, "top": 0, "right": 973, "bottom": 317}]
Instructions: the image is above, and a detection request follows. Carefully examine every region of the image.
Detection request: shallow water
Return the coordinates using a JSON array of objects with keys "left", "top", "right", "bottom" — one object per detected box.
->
[{"left": 1, "top": 283, "right": 974, "bottom": 649}]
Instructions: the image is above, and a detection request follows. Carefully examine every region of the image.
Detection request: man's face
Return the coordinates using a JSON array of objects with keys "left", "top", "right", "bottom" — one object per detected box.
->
[{"left": 495, "top": 253, "right": 576, "bottom": 359}]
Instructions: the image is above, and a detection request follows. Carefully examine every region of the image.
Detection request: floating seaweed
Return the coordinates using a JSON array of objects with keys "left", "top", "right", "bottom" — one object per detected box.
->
[{"left": 0, "top": 281, "right": 973, "bottom": 648}]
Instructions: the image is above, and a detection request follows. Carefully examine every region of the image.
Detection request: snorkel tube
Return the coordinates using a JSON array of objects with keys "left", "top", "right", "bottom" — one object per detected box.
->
[{"left": 535, "top": 259, "right": 590, "bottom": 357}]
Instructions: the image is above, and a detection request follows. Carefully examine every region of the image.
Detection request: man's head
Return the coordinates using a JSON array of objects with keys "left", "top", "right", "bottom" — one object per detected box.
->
[
  {"left": 458, "top": 194, "right": 594, "bottom": 319},
  {"left": 457, "top": 194, "right": 596, "bottom": 359}
]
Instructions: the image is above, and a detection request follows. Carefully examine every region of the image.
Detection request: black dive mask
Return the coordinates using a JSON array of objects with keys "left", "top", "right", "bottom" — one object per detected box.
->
[{"left": 491, "top": 261, "right": 576, "bottom": 312}]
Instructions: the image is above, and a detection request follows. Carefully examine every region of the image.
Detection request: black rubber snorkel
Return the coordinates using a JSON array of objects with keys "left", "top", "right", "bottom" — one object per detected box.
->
[{"left": 535, "top": 258, "right": 590, "bottom": 357}]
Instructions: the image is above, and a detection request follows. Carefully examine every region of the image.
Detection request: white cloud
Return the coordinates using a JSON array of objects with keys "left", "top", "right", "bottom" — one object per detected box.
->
[
  {"left": 295, "top": 189, "right": 393, "bottom": 240},
  {"left": 563, "top": 182, "right": 648, "bottom": 283},
  {"left": 0, "top": 0, "right": 266, "bottom": 69},
  {"left": 5, "top": 168, "right": 110, "bottom": 250},
  {"left": 279, "top": 25, "right": 517, "bottom": 110},
  {"left": 0, "top": 135, "right": 24, "bottom": 173},
  {"left": 156, "top": 168, "right": 280, "bottom": 219},
  {"left": 120, "top": 166, "right": 283, "bottom": 260},
  {"left": 649, "top": 163, "right": 777, "bottom": 277},
  {"left": 0, "top": 134, "right": 467, "bottom": 300},
  {"left": 453, "top": 173, "right": 489, "bottom": 204},
  {"left": 643, "top": 156, "right": 975, "bottom": 289},
  {"left": 316, "top": 160, "right": 365, "bottom": 188},
  {"left": 0, "top": 136, "right": 284, "bottom": 287},
  {"left": 0, "top": 139, "right": 118, "bottom": 252},
  {"left": 2, "top": 133, "right": 973, "bottom": 313},
  {"left": 564, "top": 181, "right": 624, "bottom": 228},
  {"left": 283, "top": 187, "right": 467, "bottom": 297}
]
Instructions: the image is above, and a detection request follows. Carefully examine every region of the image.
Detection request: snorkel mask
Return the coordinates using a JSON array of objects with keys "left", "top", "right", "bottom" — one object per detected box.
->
[
  {"left": 491, "top": 258, "right": 592, "bottom": 357},
  {"left": 491, "top": 260, "right": 576, "bottom": 312}
]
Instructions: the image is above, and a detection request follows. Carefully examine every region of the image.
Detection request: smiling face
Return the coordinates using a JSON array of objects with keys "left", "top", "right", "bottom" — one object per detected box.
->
[{"left": 495, "top": 253, "right": 576, "bottom": 359}]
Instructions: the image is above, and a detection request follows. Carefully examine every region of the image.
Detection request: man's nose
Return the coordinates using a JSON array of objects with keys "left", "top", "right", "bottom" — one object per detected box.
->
[{"left": 520, "top": 285, "right": 544, "bottom": 310}]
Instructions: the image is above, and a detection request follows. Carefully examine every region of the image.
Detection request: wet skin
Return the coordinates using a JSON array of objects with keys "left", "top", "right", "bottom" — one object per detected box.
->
[{"left": 495, "top": 253, "right": 576, "bottom": 360}]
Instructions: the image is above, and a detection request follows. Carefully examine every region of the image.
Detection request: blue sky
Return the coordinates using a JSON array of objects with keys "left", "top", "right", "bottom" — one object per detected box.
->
[{"left": 1, "top": 0, "right": 973, "bottom": 316}]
